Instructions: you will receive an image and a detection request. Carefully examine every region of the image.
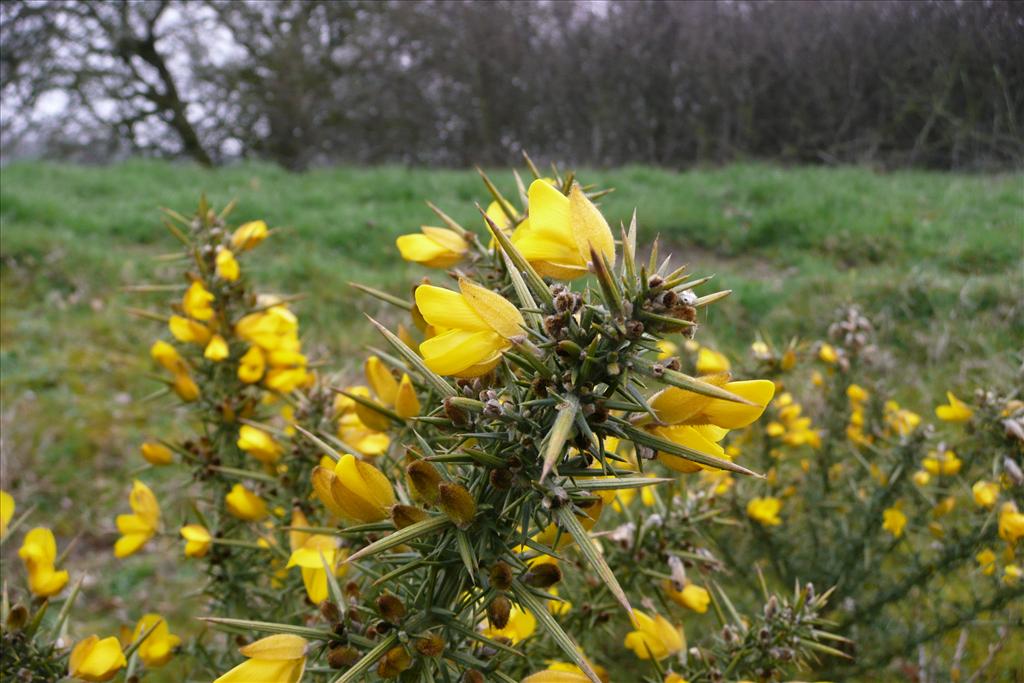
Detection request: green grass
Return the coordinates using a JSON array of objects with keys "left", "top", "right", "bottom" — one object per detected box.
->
[{"left": 1, "top": 160, "right": 1021, "bottom": 674}]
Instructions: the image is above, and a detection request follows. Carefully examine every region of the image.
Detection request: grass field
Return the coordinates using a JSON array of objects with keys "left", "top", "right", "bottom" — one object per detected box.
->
[{"left": 1, "top": 160, "right": 1021, "bottom": 675}]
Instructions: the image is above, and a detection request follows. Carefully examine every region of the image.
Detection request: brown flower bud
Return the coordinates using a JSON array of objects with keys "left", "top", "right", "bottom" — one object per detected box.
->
[
  {"left": 489, "top": 468, "right": 514, "bottom": 490},
  {"left": 443, "top": 396, "right": 469, "bottom": 425},
  {"left": 462, "top": 672, "right": 485, "bottom": 683},
  {"left": 5, "top": 605, "right": 28, "bottom": 631},
  {"left": 489, "top": 561, "right": 514, "bottom": 591},
  {"left": 524, "top": 561, "right": 562, "bottom": 588},
  {"left": 327, "top": 644, "right": 360, "bottom": 669},
  {"left": 390, "top": 504, "right": 428, "bottom": 530},
  {"left": 319, "top": 600, "right": 341, "bottom": 624},
  {"left": 406, "top": 458, "right": 442, "bottom": 505},
  {"left": 414, "top": 633, "right": 446, "bottom": 657},
  {"left": 376, "top": 593, "right": 407, "bottom": 624},
  {"left": 376, "top": 646, "right": 413, "bottom": 678},
  {"left": 487, "top": 595, "right": 512, "bottom": 630},
  {"left": 438, "top": 482, "right": 477, "bottom": 528}
]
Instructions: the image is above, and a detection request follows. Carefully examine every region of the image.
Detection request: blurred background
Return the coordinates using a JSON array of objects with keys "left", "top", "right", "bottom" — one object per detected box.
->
[
  {"left": 0, "top": 2, "right": 1022, "bottom": 680},
  {"left": 2, "top": 0, "right": 1023, "bottom": 170}
]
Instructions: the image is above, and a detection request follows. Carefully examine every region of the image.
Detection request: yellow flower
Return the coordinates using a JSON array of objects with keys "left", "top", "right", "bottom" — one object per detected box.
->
[
  {"left": 935, "top": 391, "right": 973, "bottom": 423},
  {"left": 972, "top": 480, "right": 999, "bottom": 508},
  {"left": 225, "top": 483, "right": 268, "bottom": 521},
  {"left": 1, "top": 489, "right": 14, "bottom": 538},
  {"left": 521, "top": 665, "right": 593, "bottom": 683},
  {"left": 182, "top": 281, "right": 215, "bottom": 321},
  {"left": 415, "top": 278, "right": 526, "bottom": 377},
  {"left": 818, "top": 343, "right": 838, "bottom": 364},
  {"left": 847, "top": 384, "right": 869, "bottom": 403},
  {"left": 115, "top": 480, "right": 160, "bottom": 558},
  {"left": 216, "top": 247, "right": 240, "bottom": 281},
  {"left": 482, "top": 198, "right": 516, "bottom": 236},
  {"left": 663, "top": 580, "right": 710, "bottom": 613},
  {"left": 511, "top": 180, "right": 615, "bottom": 280},
  {"left": 150, "top": 340, "right": 185, "bottom": 373},
  {"left": 335, "top": 393, "right": 391, "bottom": 457},
  {"left": 650, "top": 380, "right": 775, "bottom": 430},
  {"left": 885, "top": 401, "right": 921, "bottom": 436},
  {"left": 231, "top": 220, "right": 269, "bottom": 251},
  {"left": 396, "top": 226, "right": 469, "bottom": 268},
  {"left": 657, "top": 339, "right": 679, "bottom": 360},
  {"left": 882, "top": 506, "right": 907, "bottom": 538},
  {"left": 696, "top": 347, "right": 730, "bottom": 375},
  {"left": 998, "top": 502, "right": 1024, "bottom": 544},
  {"left": 168, "top": 314, "right": 212, "bottom": 345},
  {"left": 647, "top": 379, "right": 774, "bottom": 472},
  {"left": 1003, "top": 563, "right": 1021, "bottom": 585},
  {"left": 68, "top": 635, "right": 127, "bottom": 682},
  {"left": 922, "top": 449, "right": 961, "bottom": 476},
  {"left": 18, "top": 527, "right": 69, "bottom": 597},
  {"left": 131, "top": 614, "right": 181, "bottom": 668},
  {"left": 236, "top": 305, "right": 299, "bottom": 352},
  {"left": 140, "top": 441, "right": 174, "bottom": 466},
  {"left": 204, "top": 334, "right": 230, "bottom": 361},
  {"left": 912, "top": 470, "right": 931, "bottom": 487},
  {"left": 811, "top": 370, "right": 824, "bottom": 387},
  {"left": 395, "top": 373, "right": 420, "bottom": 418},
  {"left": 312, "top": 454, "right": 395, "bottom": 523},
  {"left": 171, "top": 370, "right": 200, "bottom": 402},
  {"left": 287, "top": 508, "right": 348, "bottom": 603},
  {"left": 180, "top": 524, "right": 212, "bottom": 558},
  {"left": 237, "top": 425, "right": 284, "bottom": 464},
  {"left": 623, "top": 610, "right": 685, "bottom": 661},
  {"left": 976, "top": 548, "right": 996, "bottom": 575},
  {"left": 665, "top": 675, "right": 689, "bottom": 683},
  {"left": 747, "top": 497, "right": 782, "bottom": 526},
  {"left": 213, "top": 634, "right": 307, "bottom": 683},
  {"left": 482, "top": 604, "right": 536, "bottom": 644},
  {"left": 238, "top": 345, "right": 266, "bottom": 384}
]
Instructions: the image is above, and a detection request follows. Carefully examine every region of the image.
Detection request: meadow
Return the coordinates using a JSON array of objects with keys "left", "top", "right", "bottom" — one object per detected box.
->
[{"left": 1, "top": 160, "right": 1021, "bottom": 678}]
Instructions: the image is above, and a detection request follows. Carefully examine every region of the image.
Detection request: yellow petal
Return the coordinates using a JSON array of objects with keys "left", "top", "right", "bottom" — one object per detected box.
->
[
  {"left": 311, "top": 467, "right": 347, "bottom": 518},
  {"left": 129, "top": 480, "right": 161, "bottom": 528},
  {"left": 214, "top": 658, "right": 305, "bottom": 683},
  {"left": 0, "top": 490, "right": 13, "bottom": 538},
  {"left": 420, "top": 329, "right": 504, "bottom": 377},
  {"left": 237, "top": 634, "right": 308, "bottom": 660},
  {"left": 458, "top": 278, "right": 525, "bottom": 340},
  {"left": 396, "top": 233, "right": 462, "bottom": 268},
  {"left": 569, "top": 183, "right": 615, "bottom": 268},
  {"left": 365, "top": 356, "right": 399, "bottom": 406},
  {"left": 204, "top": 334, "right": 230, "bottom": 361},
  {"left": 414, "top": 284, "right": 490, "bottom": 332},
  {"left": 394, "top": 374, "right": 420, "bottom": 418}
]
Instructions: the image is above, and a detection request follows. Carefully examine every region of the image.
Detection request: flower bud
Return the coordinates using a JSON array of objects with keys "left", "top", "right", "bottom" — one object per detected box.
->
[
  {"left": 414, "top": 633, "right": 446, "bottom": 657},
  {"left": 438, "top": 482, "right": 476, "bottom": 528},
  {"left": 376, "top": 645, "right": 413, "bottom": 678},
  {"left": 462, "top": 672, "right": 485, "bottom": 683},
  {"left": 327, "top": 644, "right": 360, "bottom": 669},
  {"left": 319, "top": 600, "right": 341, "bottom": 624},
  {"left": 405, "top": 459, "right": 442, "bottom": 505},
  {"left": 443, "top": 396, "right": 469, "bottom": 426},
  {"left": 376, "top": 594, "right": 407, "bottom": 624},
  {"left": 487, "top": 595, "right": 512, "bottom": 630},
  {"left": 390, "top": 504, "right": 428, "bottom": 530},
  {"left": 524, "top": 561, "right": 562, "bottom": 588},
  {"left": 5, "top": 605, "right": 28, "bottom": 631},
  {"left": 489, "top": 468, "right": 514, "bottom": 490},
  {"left": 489, "top": 561, "right": 514, "bottom": 591}
]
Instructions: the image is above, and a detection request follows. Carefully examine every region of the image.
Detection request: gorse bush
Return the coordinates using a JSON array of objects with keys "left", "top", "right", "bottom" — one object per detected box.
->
[{"left": 0, "top": 160, "right": 1020, "bottom": 682}]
